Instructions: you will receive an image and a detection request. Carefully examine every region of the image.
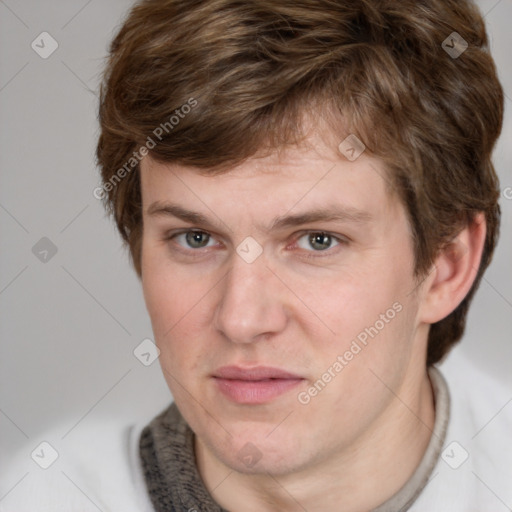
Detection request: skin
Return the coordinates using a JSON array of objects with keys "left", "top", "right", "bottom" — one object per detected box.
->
[{"left": 139, "top": 123, "right": 486, "bottom": 512}]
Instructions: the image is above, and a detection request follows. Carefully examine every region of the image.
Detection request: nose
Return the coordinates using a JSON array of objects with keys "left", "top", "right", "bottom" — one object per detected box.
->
[{"left": 213, "top": 251, "right": 288, "bottom": 345}]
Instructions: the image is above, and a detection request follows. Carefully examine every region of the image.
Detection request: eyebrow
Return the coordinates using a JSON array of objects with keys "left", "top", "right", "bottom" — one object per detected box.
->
[{"left": 146, "top": 201, "right": 372, "bottom": 232}]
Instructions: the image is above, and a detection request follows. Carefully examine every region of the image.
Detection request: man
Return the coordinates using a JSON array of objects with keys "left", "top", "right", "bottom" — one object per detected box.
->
[{"left": 3, "top": 0, "right": 511, "bottom": 511}]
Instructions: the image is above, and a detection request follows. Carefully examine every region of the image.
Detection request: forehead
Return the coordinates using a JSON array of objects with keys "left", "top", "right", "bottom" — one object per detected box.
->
[
  {"left": 142, "top": 148, "right": 398, "bottom": 221},
  {"left": 139, "top": 119, "right": 405, "bottom": 235}
]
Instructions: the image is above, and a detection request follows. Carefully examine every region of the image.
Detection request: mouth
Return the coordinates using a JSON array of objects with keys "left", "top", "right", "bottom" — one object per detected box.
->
[{"left": 212, "top": 366, "right": 305, "bottom": 404}]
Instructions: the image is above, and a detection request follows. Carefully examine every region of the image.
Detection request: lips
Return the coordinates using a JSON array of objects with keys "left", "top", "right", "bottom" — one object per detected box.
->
[
  {"left": 214, "top": 366, "right": 302, "bottom": 381},
  {"left": 212, "top": 366, "right": 304, "bottom": 404}
]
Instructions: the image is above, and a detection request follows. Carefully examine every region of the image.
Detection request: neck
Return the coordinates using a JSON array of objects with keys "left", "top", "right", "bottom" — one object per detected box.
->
[{"left": 195, "top": 366, "right": 435, "bottom": 512}]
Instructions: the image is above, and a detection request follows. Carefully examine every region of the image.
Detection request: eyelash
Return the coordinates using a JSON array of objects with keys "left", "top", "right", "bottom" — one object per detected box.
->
[{"left": 163, "top": 229, "right": 349, "bottom": 260}]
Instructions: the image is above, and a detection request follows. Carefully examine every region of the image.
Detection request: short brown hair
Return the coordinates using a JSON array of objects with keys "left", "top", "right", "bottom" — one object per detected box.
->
[{"left": 96, "top": 0, "right": 504, "bottom": 365}]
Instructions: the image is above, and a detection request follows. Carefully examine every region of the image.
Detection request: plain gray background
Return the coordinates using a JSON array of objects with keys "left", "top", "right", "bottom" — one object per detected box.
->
[{"left": 1, "top": 0, "right": 511, "bottom": 478}]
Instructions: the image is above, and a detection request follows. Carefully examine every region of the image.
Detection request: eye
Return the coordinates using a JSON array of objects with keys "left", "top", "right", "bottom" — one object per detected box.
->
[
  {"left": 295, "top": 232, "right": 343, "bottom": 252},
  {"left": 171, "top": 230, "right": 217, "bottom": 249}
]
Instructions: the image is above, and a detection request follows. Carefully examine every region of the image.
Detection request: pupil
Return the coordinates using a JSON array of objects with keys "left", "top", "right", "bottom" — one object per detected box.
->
[
  {"left": 310, "top": 233, "right": 330, "bottom": 250},
  {"left": 187, "top": 231, "right": 208, "bottom": 248}
]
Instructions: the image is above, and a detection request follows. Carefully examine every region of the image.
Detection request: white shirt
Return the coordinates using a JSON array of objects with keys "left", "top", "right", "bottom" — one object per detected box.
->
[{"left": 1, "top": 348, "right": 511, "bottom": 512}]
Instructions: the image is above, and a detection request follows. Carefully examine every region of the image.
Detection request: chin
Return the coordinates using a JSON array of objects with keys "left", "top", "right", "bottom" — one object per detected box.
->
[
  {"left": 215, "top": 431, "right": 313, "bottom": 477},
  {"left": 226, "top": 451, "right": 303, "bottom": 477}
]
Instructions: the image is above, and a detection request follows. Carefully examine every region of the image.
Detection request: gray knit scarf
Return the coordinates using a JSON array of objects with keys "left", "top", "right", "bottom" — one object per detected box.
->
[{"left": 139, "top": 403, "right": 226, "bottom": 512}]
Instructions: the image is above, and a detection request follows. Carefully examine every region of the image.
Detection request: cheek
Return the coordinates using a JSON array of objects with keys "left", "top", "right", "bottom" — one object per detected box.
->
[
  {"left": 302, "top": 258, "right": 417, "bottom": 378},
  {"left": 303, "top": 269, "right": 405, "bottom": 339},
  {"left": 141, "top": 245, "right": 216, "bottom": 374},
  {"left": 305, "top": 297, "right": 417, "bottom": 420},
  {"left": 142, "top": 243, "right": 194, "bottom": 341}
]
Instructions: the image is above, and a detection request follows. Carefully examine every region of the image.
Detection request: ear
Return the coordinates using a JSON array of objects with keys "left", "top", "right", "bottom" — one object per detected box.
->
[{"left": 418, "top": 213, "right": 487, "bottom": 324}]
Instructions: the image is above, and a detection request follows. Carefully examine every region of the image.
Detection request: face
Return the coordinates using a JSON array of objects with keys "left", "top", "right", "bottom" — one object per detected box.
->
[{"left": 140, "top": 127, "right": 426, "bottom": 476}]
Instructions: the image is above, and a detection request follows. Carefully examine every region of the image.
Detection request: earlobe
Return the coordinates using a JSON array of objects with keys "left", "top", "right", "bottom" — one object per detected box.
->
[{"left": 419, "top": 213, "right": 486, "bottom": 325}]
